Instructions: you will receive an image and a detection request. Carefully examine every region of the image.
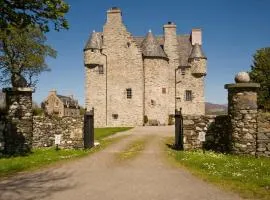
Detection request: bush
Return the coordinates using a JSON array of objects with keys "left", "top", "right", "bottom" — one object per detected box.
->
[{"left": 33, "top": 107, "right": 44, "bottom": 116}]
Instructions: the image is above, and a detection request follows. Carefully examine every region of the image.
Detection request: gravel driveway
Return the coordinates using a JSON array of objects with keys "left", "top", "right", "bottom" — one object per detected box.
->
[{"left": 0, "top": 126, "right": 243, "bottom": 200}]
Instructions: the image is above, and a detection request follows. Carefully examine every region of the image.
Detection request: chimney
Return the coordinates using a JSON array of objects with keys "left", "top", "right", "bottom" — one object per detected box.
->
[
  {"left": 191, "top": 28, "right": 202, "bottom": 45},
  {"left": 163, "top": 21, "right": 177, "bottom": 38},
  {"left": 49, "top": 89, "right": 57, "bottom": 96},
  {"left": 106, "top": 7, "right": 122, "bottom": 24}
]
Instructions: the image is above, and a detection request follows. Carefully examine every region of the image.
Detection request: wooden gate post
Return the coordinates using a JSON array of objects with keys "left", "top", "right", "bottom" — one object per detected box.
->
[
  {"left": 84, "top": 108, "right": 94, "bottom": 149},
  {"left": 175, "top": 108, "right": 184, "bottom": 150}
]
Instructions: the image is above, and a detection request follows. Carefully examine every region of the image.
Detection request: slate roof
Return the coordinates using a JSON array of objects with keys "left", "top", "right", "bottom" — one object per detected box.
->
[
  {"left": 57, "top": 95, "right": 79, "bottom": 108},
  {"left": 140, "top": 31, "right": 167, "bottom": 59},
  {"left": 189, "top": 43, "right": 206, "bottom": 59},
  {"left": 84, "top": 31, "right": 103, "bottom": 50},
  {"left": 84, "top": 30, "right": 206, "bottom": 67}
]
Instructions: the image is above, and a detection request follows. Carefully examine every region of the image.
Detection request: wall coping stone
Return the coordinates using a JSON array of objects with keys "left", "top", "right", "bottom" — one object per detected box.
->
[
  {"left": 224, "top": 83, "right": 260, "bottom": 89},
  {"left": 2, "top": 87, "right": 34, "bottom": 93}
]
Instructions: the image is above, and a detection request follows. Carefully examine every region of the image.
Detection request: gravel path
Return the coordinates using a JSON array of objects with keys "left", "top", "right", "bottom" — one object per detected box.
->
[{"left": 0, "top": 126, "right": 243, "bottom": 200}]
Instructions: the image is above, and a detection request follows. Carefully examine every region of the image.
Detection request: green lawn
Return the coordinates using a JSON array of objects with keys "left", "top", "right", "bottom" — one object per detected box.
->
[
  {"left": 165, "top": 137, "right": 270, "bottom": 200},
  {"left": 0, "top": 127, "right": 132, "bottom": 178},
  {"left": 95, "top": 127, "right": 132, "bottom": 140}
]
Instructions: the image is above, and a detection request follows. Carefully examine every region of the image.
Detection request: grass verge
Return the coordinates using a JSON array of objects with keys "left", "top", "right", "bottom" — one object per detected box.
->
[
  {"left": 95, "top": 127, "right": 132, "bottom": 140},
  {"left": 0, "top": 127, "right": 132, "bottom": 178},
  {"left": 116, "top": 137, "right": 148, "bottom": 161},
  {"left": 165, "top": 137, "right": 270, "bottom": 200}
]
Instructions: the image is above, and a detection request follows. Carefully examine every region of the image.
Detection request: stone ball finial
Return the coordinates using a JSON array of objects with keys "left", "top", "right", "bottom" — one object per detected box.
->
[{"left": 235, "top": 72, "right": 250, "bottom": 83}]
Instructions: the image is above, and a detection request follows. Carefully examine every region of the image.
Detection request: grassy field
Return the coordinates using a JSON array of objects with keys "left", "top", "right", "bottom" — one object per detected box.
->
[
  {"left": 0, "top": 127, "right": 132, "bottom": 178},
  {"left": 165, "top": 137, "right": 270, "bottom": 200},
  {"left": 116, "top": 137, "right": 148, "bottom": 161}
]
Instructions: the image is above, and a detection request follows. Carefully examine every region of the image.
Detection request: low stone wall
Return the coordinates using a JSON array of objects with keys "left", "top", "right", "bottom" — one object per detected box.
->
[
  {"left": 183, "top": 115, "right": 230, "bottom": 152},
  {"left": 33, "top": 116, "right": 84, "bottom": 149},
  {"left": 256, "top": 112, "right": 270, "bottom": 157}
]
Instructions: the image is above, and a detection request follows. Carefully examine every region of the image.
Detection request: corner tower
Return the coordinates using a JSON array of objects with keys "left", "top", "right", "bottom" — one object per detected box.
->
[{"left": 142, "top": 31, "right": 169, "bottom": 125}]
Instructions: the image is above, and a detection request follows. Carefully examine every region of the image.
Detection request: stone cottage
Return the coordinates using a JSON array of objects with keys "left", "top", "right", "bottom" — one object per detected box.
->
[
  {"left": 42, "top": 90, "right": 80, "bottom": 117},
  {"left": 84, "top": 7, "right": 207, "bottom": 127}
]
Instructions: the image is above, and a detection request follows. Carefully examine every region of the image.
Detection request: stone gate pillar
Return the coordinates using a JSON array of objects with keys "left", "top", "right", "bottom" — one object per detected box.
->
[
  {"left": 3, "top": 87, "right": 34, "bottom": 155},
  {"left": 225, "top": 72, "right": 260, "bottom": 155}
]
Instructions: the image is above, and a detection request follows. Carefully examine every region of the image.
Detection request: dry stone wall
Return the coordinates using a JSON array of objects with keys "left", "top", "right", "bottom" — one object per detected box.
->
[
  {"left": 257, "top": 112, "right": 270, "bottom": 157},
  {"left": 33, "top": 116, "right": 83, "bottom": 149},
  {"left": 183, "top": 115, "right": 230, "bottom": 152}
]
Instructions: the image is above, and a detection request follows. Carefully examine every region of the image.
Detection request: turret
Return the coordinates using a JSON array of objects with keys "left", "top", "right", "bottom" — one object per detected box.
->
[
  {"left": 84, "top": 31, "right": 104, "bottom": 67},
  {"left": 141, "top": 30, "right": 168, "bottom": 60},
  {"left": 189, "top": 29, "right": 207, "bottom": 77},
  {"left": 142, "top": 30, "right": 169, "bottom": 125}
]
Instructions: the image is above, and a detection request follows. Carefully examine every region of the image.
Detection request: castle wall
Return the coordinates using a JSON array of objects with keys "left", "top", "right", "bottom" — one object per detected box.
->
[
  {"left": 176, "top": 59, "right": 206, "bottom": 115},
  {"left": 102, "top": 10, "right": 144, "bottom": 127},
  {"left": 164, "top": 24, "right": 178, "bottom": 115},
  {"left": 144, "top": 58, "right": 169, "bottom": 125},
  {"left": 84, "top": 51, "right": 107, "bottom": 127}
]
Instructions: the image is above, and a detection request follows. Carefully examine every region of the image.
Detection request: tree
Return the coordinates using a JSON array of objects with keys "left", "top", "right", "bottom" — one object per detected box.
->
[
  {"left": 0, "top": 26, "right": 56, "bottom": 87},
  {"left": 249, "top": 47, "right": 270, "bottom": 111},
  {"left": 0, "top": 0, "right": 69, "bottom": 32}
]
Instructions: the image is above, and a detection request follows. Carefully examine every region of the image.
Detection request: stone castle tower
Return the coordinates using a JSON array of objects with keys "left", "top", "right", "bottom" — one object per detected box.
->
[{"left": 84, "top": 7, "right": 207, "bottom": 127}]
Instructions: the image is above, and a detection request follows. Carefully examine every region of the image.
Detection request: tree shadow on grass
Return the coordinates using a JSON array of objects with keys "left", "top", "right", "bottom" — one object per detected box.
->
[{"left": 0, "top": 170, "right": 75, "bottom": 200}]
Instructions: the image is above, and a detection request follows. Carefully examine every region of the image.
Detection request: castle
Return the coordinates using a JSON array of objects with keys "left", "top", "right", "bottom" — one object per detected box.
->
[{"left": 84, "top": 7, "right": 207, "bottom": 127}]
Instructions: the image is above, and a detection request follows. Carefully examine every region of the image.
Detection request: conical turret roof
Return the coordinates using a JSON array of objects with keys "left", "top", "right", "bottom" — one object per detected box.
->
[
  {"left": 84, "top": 31, "right": 103, "bottom": 50},
  {"left": 189, "top": 43, "right": 206, "bottom": 59},
  {"left": 141, "top": 30, "right": 167, "bottom": 59}
]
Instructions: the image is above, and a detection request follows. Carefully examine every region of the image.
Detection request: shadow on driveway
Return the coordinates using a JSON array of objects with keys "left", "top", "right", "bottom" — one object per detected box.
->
[{"left": 0, "top": 170, "right": 75, "bottom": 200}]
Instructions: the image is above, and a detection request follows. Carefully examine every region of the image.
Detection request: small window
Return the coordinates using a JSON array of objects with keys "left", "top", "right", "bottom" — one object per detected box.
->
[
  {"left": 127, "top": 42, "right": 131, "bottom": 47},
  {"left": 185, "top": 90, "right": 192, "bottom": 101},
  {"left": 162, "top": 88, "right": 166, "bottom": 94},
  {"left": 112, "top": 114, "right": 118, "bottom": 119},
  {"left": 91, "top": 49, "right": 94, "bottom": 52},
  {"left": 126, "top": 88, "right": 132, "bottom": 99},
  {"left": 98, "top": 65, "right": 104, "bottom": 74},
  {"left": 151, "top": 99, "right": 156, "bottom": 106},
  {"left": 181, "top": 68, "right": 186, "bottom": 75}
]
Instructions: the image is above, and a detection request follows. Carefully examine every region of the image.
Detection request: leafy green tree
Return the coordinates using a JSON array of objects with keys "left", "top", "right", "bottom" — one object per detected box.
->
[
  {"left": 0, "top": 0, "right": 69, "bottom": 32},
  {"left": 249, "top": 47, "right": 270, "bottom": 111},
  {"left": 0, "top": 26, "right": 56, "bottom": 87}
]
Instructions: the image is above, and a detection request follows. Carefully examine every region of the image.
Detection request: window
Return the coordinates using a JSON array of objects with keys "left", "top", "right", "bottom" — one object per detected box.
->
[
  {"left": 127, "top": 42, "right": 131, "bottom": 47},
  {"left": 151, "top": 99, "right": 156, "bottom": 106},
  {"left": 162, "top": 88, "right": 166, "bottom": 94},
  {"left": 181, "top": 68, "right": 186, "bottom": 75},
  {"left": 112, "top": 114, "right": 118, "bottom": 119},
  {"left": 185, "top": 90, "right": 192, "bottom": 101},
  {"left": 126, "top": 88, "right": 132, "bottom": 99},
  {"left": 98, "top": 65, "right": 104, "bottom": 74}
]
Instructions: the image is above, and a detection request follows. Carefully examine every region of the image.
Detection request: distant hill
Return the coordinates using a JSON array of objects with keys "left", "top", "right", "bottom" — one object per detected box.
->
[{"left": 205, "top": 102, "right": 227, "bottom": 115}]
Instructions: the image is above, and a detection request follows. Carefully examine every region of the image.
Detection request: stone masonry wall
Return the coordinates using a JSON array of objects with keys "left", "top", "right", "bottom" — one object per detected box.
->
[
  {"left": 144, "top": 58, "right": 169, "bottom": 125},
  {"left": 256, "top": 112, "right": 270, "bottom": 157},
  {"left": 183, "top": 115, "right": 230, "bottom": 152},
  {"left": 176, "top": 63, "right": 206, "bottom": 116},
  {"left": 102, "top": 9, "right": 144, "bottom": 127},
  {"left": 33, "top": 116, "right": 83, "bottom": 149},
  {"left": 84, "top": 51, "right": 107, "bottom": 127},
  {"left": 163, "top": 24, "right": 178, "bottom": 116}
]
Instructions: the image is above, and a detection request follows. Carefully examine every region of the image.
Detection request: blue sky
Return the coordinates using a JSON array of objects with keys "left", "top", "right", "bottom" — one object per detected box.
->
[{"left": 33, "top": 0, "right": 270, "bottom": 106}]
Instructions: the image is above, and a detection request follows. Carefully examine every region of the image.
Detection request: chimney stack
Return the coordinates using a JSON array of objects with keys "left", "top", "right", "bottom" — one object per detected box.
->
[
  {"left": 106, "top": 7, "right": 122, "bottom": 24},
  {"left": 191, "top": 28, "right": 202, "bottom": 45}
]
